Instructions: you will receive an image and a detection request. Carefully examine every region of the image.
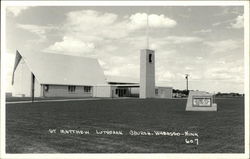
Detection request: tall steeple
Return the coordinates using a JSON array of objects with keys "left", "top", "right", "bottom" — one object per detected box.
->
[
  {"left": 140, "top": 12, "right": 156, "bottom": 99},
  {"left": 146, "top": 14, "right": 149, "bottom": 49}
]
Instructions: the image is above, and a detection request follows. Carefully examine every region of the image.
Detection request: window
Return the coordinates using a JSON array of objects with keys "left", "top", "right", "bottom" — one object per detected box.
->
[
  {"left": 44, "top": 85, "right": 49, "bottom": 92},
  {"left": 155, "top": 89, "right": 158, "bottom": 95},
  {"left": 149, "top": 53, "right": 152, "bottom": 63},
  {"left": 115, "top": 89, "right": 118, "bottom": 94},
  {"left": 84, "top": 86, "right": 91, "bottom": 92},
  {"left": 68, "top": 86, "right": 76, "bottom": 92}
]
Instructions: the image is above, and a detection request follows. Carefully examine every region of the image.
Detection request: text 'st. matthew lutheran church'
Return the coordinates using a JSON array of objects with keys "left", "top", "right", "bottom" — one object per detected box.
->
[{"left": 140, "top": 49, "right": 155, "bottom": 98}]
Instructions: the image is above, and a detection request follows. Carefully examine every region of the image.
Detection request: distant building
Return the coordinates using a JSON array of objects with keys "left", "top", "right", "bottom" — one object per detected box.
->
[
  {"left": 155, "top": 87, "right": 173, "bottom": 99},
  {"left": 11, "top": 50, "right": 172, "bottom": 98}
]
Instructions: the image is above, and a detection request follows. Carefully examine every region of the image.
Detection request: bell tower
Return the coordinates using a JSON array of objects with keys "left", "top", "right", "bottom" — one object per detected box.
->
[
  {"left": 139, "top": 13, "right": 155, "bottom": 98},
  {"left": 140, "top": 49, "right": 155, "bottom": 98}
]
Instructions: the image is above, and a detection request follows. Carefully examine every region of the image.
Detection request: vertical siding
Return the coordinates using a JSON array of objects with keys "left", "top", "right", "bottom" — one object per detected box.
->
[
  {"left": 93, "top": 86, "right": 112, "bottom": 97},
  {"left": 34, "top": 78, "right": 41, "bottom": 97},
  {"left": 43, "top": 85, "right": 93, "bottom": 97}
]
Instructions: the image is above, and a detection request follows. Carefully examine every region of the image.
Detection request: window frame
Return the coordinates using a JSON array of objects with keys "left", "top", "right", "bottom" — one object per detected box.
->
[
  {"left": 68, "top": 86, "right": 76, "bottom": 92},
  {"left": 84, "top": 86, "right": 91, "bottom": 93}
]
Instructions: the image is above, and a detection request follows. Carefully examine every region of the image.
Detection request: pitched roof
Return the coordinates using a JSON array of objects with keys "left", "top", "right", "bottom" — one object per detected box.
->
[{"left": 14, "top": 50, "right": 107, "bottom": 86}]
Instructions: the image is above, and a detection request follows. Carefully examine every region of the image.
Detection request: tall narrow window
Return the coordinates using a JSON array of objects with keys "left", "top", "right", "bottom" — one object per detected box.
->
[
  {"left": 84, "top": 86, "right": 91, "bottom": 92},
  {"left": 44, "top": 85, "right": 49, "bottom": 92},
  {"left": 68, "top": 86, "right": 76, "bottom": 92},
  {"left": 155, "top": 89, "right": 158, "bottom": 95},
  {"left": 149, "top": 53, "right": 152, "bottom": 63}
]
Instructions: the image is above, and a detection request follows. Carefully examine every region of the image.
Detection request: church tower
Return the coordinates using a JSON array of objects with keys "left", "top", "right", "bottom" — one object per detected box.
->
[
  {"left": 139, "top": 13, "right": 155, "bottom": 98},
  {"left": 140, "top": 49, "right": 155, "bottom": 98}
]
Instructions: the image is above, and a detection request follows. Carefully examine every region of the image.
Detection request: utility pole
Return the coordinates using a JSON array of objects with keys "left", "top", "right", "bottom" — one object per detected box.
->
[{"left": 185, "top": 74, "right": 189, "bottom": 94}]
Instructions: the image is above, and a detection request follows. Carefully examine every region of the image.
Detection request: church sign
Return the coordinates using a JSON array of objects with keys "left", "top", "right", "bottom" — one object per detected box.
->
[
  {"left": 192, "top": 96, "right": 212, "bottom": 107},
  {"left": 186, "top": 91, "right": 217, "bottom": 111}
]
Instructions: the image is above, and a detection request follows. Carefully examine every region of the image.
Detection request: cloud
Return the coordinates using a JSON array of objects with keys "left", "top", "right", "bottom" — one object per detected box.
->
[
  {"left": 212, "top": 19, "right": 232, "bottom": 27},
  {"left": 44, "top": 9, "right": 178, "bottom": 57},
  {"left": 156, "top": 71, "right": 176, "bottom": 82},
  {"left": 204, "top": 66, "right": 243, "bottom": 83},
  {"left": 7, "top": 6, "right": 30, "bottom": 17},
  {"left": 63, "top": 10, "right": 127, "bottom": 40},
  {"left": 165, "top": 36, "right": 203, "bottom": 44},
  {"left": 124, "top": 35, "right": 202, "bottom": 51},
  {"left": 17, "top": 24, "right": 56, "bottom": 42},
  {"left": 104, "top": 62, "right": 139, "bottom": 77},
  {"left": 204, "top": 39, "right": 242, "bottom": 53},
  {"left": 230, "top": 14, "right": 243, "bottom": 29},
  {"left": 213, "top": 14, "right": 243, "bottom": 29},
  {"left": 128, "top": 13, "right": 177, "bottom": 30},
  {"left": 214, "top": 7, "right": 243, "bottom": 16},
  {"left": 193, "top": 29, "right": 212, "bottom": 34},
  {"left": 44, "top": 36, "right": 95, "bottom": 56}
]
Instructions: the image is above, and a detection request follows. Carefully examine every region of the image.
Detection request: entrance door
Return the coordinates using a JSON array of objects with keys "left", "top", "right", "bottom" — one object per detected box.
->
[{"left": 117, "top": 89, "right": 127, "bottom": 97}]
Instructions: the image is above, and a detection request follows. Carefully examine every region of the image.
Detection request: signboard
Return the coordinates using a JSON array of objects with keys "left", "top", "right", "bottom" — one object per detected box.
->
[{"left": 192, "top": 96, "right": 212, "bottom": 107}]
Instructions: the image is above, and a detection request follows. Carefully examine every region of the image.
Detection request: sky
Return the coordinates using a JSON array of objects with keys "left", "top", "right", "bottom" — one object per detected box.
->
[{"left": 4, "top": 6, "right": 244, "bottom": 93}]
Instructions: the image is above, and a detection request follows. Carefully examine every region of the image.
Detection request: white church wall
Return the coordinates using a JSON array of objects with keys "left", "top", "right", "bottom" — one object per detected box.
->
[
  {"left": 43, "top": 85, "right": 93, "bottom": 97},
  {"left": 34, "top": 78, "right": 41, "bottom": 97},
  {"left": 12, "top": 59, "right": 32, "bottom": 97},
  {"left": 93, "top": 85, "right": 112, "bottom": 97},
  {"left": 140, "top": 49, "right": 155, "bottom": 98}
]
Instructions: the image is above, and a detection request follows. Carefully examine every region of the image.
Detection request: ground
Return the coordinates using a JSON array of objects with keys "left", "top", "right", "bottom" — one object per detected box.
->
[{"left": 6, "top": 97, "right": 244, "bottom": 153}]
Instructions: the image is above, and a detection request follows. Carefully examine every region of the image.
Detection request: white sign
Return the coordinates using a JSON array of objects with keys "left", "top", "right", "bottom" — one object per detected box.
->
[{"left": 192, "top": 97, "right": 211, "bottom": 107}]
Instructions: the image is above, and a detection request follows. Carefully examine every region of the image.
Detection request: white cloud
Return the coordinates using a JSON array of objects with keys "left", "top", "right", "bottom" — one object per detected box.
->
[
  {"left": 166, "top": 36, "right": 203, "bottom": 44},
  {"left": 127, "top": 35, "right": 202, "bottom": 50},
  {"left": 44, "top": 36, "right": 95, "bottom": 56},
  {"left": 157, "top": 71, "right": 176, "bottom": 82},
  {"left": 44, "top": 10, "right": 178, "bottom": 57},
  {"left": 213, "top": 14, "right": 243, "bottom": 29},
  {"left": 185, "top": 66, "right": 193, "bottom": 70},
  {"left": 196, "top": 56, "right": 203, "bottom": 60},
  {"left": 230, "top": 14, "right": 244, "bottom": 29},
  {"left": 63, "top": 10, "right": 127, "bottom": 40},
  {"left": 212, "top": 19, "right": 233, "bottom": 27},
  {"left": 67, "top": 10, "right": 118, "bottom": 27},
  {"left": 104, "top": 63, "right": 139, "bottom": 77},
  {"left": 193, "top": 29, "right": 212, "bottom": 34},
  {"left": 7, "top": 6, "right": 30, "bottom": 17},
  {"left": 128, "top": 13, "right": 177, "bottom": 30},
  {"left": 204, "top": 39, "right": 242, "bottom": 53},
  {"left": 17, "top": 24, "right": 55, "bottom": 42}
]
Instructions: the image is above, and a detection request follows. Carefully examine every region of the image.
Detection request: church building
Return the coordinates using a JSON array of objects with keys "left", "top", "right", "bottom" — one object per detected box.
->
[{"left": 11, "top": 50, "right": 172, "bottom": 98}]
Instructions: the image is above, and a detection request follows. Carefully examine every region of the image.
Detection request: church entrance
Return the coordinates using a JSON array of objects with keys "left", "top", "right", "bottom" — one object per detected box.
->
[{"left": 116, "top": 88, "right": 127, "bottom": 97}]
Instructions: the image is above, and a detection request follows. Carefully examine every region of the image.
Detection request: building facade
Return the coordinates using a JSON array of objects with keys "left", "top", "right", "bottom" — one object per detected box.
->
[
  {"left": 12, "top": 50, "right": 106, "bottom": 97},
  {"left": 11, "top": 50, "right": 172, "bottom": 99}
]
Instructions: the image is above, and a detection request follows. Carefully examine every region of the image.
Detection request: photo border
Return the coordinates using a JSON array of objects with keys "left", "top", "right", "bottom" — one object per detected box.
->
[{"left": 1, "top": 1, "right": 249, "bottom": 159}]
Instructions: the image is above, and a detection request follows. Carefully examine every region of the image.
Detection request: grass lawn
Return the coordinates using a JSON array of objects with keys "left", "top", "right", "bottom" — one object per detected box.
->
[{"left": 6, "top": 97, "right": 244, "bottom": 153}]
